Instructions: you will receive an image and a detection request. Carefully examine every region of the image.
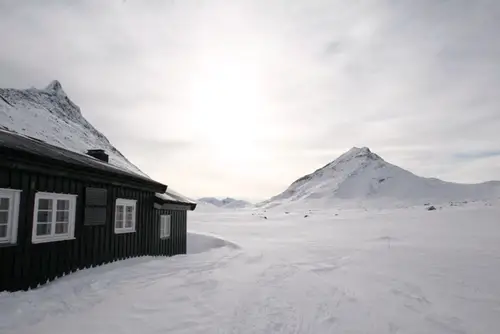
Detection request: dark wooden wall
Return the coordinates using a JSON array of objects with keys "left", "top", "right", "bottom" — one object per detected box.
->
[
  {"left": 157, "top": 209, "right": 187, "bottom": 256},
  {"left": 0, "top": 166, "right": 188, "bottom": 292}
]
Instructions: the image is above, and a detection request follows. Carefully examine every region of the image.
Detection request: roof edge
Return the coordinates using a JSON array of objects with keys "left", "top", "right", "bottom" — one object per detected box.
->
[
  {"left": 0, "top": 129, "right": 168, "bottom": 193},
  {"left": 0, "top": 151, "right": 167, "bottom": 193},
  {"left": 155, "top": 193, "right": 197, "bottom": 211}
]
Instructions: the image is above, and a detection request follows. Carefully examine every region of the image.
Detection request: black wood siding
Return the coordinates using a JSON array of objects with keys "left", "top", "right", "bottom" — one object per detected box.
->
[
  {"left": 156, "top": 209, "right": 188, "bottom": 256},
  {"left": 0, "top": 166, "right": 188, "bottom": 292}
]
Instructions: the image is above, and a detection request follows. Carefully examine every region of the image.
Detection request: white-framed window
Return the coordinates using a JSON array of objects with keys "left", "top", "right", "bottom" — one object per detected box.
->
[
  {"left": 32, "top": 192, "right": 77, "bottom": 244},
  {"left": 160, "top": 214, "right": 171, "bottom": 239},
  {"left": 115, "top": 198, "right": 136, "bottom": 234},
  {"left": 0, "top": 188, "right": 22, "bottom": 245}
]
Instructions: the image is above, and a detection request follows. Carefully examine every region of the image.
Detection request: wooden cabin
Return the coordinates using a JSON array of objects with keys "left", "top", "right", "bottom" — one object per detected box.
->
[{"left": 0, "top": 129, "right": 196, "bottom": 292}]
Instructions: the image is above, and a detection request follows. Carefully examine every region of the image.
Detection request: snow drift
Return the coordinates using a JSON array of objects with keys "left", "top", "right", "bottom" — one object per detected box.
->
[
  {"left": 187, "top": 232, "right": 240, "bottom": 254},
  {"left": 260, "top": 147, "right": 500, "bottom": 208}
]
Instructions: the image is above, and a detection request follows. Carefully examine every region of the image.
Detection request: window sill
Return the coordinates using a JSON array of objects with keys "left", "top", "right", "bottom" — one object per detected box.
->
[
  {"left": 160, "top": 236, "right": 170, "bottom": 240},
  {"left": 32, "top": 236, "right": 76, "bottom": 244},
  {"left": 114, "top": 229, "right": 136, "bottom": 234},
  {"left": 0, "top": 241, "right": 17, "bottom": 248}
]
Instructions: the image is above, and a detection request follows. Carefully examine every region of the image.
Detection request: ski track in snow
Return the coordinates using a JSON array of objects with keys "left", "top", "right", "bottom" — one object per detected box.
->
[{"left": 1, "top": 204, "right": 500, "bottom": 333}]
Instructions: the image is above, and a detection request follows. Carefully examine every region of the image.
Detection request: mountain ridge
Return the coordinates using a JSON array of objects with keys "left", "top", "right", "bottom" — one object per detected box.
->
[
  {"left": 198, "top": 197, "right": 251, "bottom": 209},
  {"left": 259, "top": 146, "right": 500, "bottom": 208},
  {"left": 0, "top": 80, "right": 145, "bottom": 176}
]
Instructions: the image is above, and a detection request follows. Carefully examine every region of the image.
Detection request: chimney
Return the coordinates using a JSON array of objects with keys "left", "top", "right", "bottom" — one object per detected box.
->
[{"left": 87, "top": 149, "right": 109, "bottom": 163}]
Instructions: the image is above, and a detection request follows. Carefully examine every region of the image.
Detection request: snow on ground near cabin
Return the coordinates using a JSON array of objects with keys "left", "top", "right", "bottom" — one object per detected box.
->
[{"left": 2, "top": 203, "right": 500, "bottom": 334}]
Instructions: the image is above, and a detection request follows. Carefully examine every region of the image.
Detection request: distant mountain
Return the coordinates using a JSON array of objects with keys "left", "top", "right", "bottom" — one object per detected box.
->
[
  {"left": 0, "top": 80, "right": 144, "bottom": 175},
  {"left": 198, "top": 197, "right": 251, "bottom": 209},
  {"left": 259, "top": 147, "right": 500, "bottom": 208}
]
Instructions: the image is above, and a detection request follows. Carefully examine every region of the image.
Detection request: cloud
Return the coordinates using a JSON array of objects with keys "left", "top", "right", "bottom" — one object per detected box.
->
[
  {"left": 1, "top": 0, "right": 499, "bottom": 199},
  {"left": 454, "top": 151, "right": 500, "bottom": 160}
]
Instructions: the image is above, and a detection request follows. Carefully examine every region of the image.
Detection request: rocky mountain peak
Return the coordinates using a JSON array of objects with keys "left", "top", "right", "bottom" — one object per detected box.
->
[
  {"left": 339, "top": 146, "right": 380, "bottom": 161},
  {"left": 44, "top": 80, "right": 66, "bottom": 97}
]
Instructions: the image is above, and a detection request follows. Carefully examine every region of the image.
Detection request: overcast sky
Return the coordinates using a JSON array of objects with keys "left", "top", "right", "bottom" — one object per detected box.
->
[{"left": 1, "top": 0, "right": 499, "bottom": 201}]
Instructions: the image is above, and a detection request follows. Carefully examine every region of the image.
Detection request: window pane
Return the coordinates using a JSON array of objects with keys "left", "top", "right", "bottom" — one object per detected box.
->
[
  {"left": 160, "top": 216, "right": 170, "bottom": 238},
  {"left": 0, "top": 198, "right": 9, "bottom": 210},
  {"left": 0, "top": 211, "right": 8, "bottom": 224},
  {"left": 36, "top": 223, "right": 51, "bottom": 236},
  {"left": 55, "top": 222, "right": 69, "bottom": 234},
  {"left": 38, "top": 199, "right": 52, "bottom": 210},
  {"left": 116, "top": 206, "right": 124, "bottom": 220},
  {"left": 37, "top": 211, "right": 51, "bottom": 223},
  {"left": 125, "top": 205, "right": 134, "bottom": 228},
  {"left": 56, "top": 211, "right": 69, "bottom": 222},
  {"left": 115, "top": 219, "right": 123, "bottom": 229},
  {"left": 0, "top": 225, "right": 7, "bottom": 238},
  {"left": 57, "top": 199, "right": 70, "bottom": 210}
]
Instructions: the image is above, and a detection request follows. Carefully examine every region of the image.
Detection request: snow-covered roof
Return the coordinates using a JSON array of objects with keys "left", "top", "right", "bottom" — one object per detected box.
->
[
  {"left": 155, "top": 188, "right": 197, "bottom": 210},
  {"left": 0, "top": 129, "right": 167, "bottom": 192}
]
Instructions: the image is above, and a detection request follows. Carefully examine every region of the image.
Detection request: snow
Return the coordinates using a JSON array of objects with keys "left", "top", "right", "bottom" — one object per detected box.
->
[
  {"left": 193, "top": 201, "right": 226, "bottom": 213},
  {"left": 0, "top": 81, "right": 146, "bottom": 176},
  {"left": 156, "top": 188, "right": 197, "bottom": 205},
  {"left": 1, "top": 202, "right": 500, "bottom": 334},
  {"left": 187, "top": 231, "right": 240, "bottom": 254},
  {"left": 260, "top": 146, "right": 500, "bottom": 209}
]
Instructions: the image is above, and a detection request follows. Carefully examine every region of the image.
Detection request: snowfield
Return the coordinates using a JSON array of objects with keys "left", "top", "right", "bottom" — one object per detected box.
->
[{"left": 1, "top": 203, "right": 500, "bottom": 334}]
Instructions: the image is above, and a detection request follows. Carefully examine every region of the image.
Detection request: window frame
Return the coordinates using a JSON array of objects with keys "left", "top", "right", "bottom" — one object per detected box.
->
[
  {"left": 32, "top": 192, "right": 77, "bottom": 244},
  {"left": 160, "top": 214, "right": 171, "bottom": 239},
  {"left": 114, "top": 198, "right": 137, "bottom": 234},
  {"left": 0, "top": 188, "right": 22, "bottom": 245}
]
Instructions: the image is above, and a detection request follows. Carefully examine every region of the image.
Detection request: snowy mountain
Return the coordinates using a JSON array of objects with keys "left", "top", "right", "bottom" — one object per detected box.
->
[
  {"left": 0, "top": 80, "right": 145, "bottom": 176},
  {"left": 198, "top": 197, "right": 251, "bottom": 209},
  {"left": 260, "top": 147, "right": 500, "bottom": 208}
]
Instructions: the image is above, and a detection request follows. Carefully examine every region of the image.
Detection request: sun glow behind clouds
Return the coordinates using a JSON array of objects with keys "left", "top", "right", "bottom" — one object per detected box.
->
[
  {"left": 190, "top": 55, "right": 261, "bottom": 138},
  {"left": 184, "top": 8, "right": 276, "bottom": 171}
]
